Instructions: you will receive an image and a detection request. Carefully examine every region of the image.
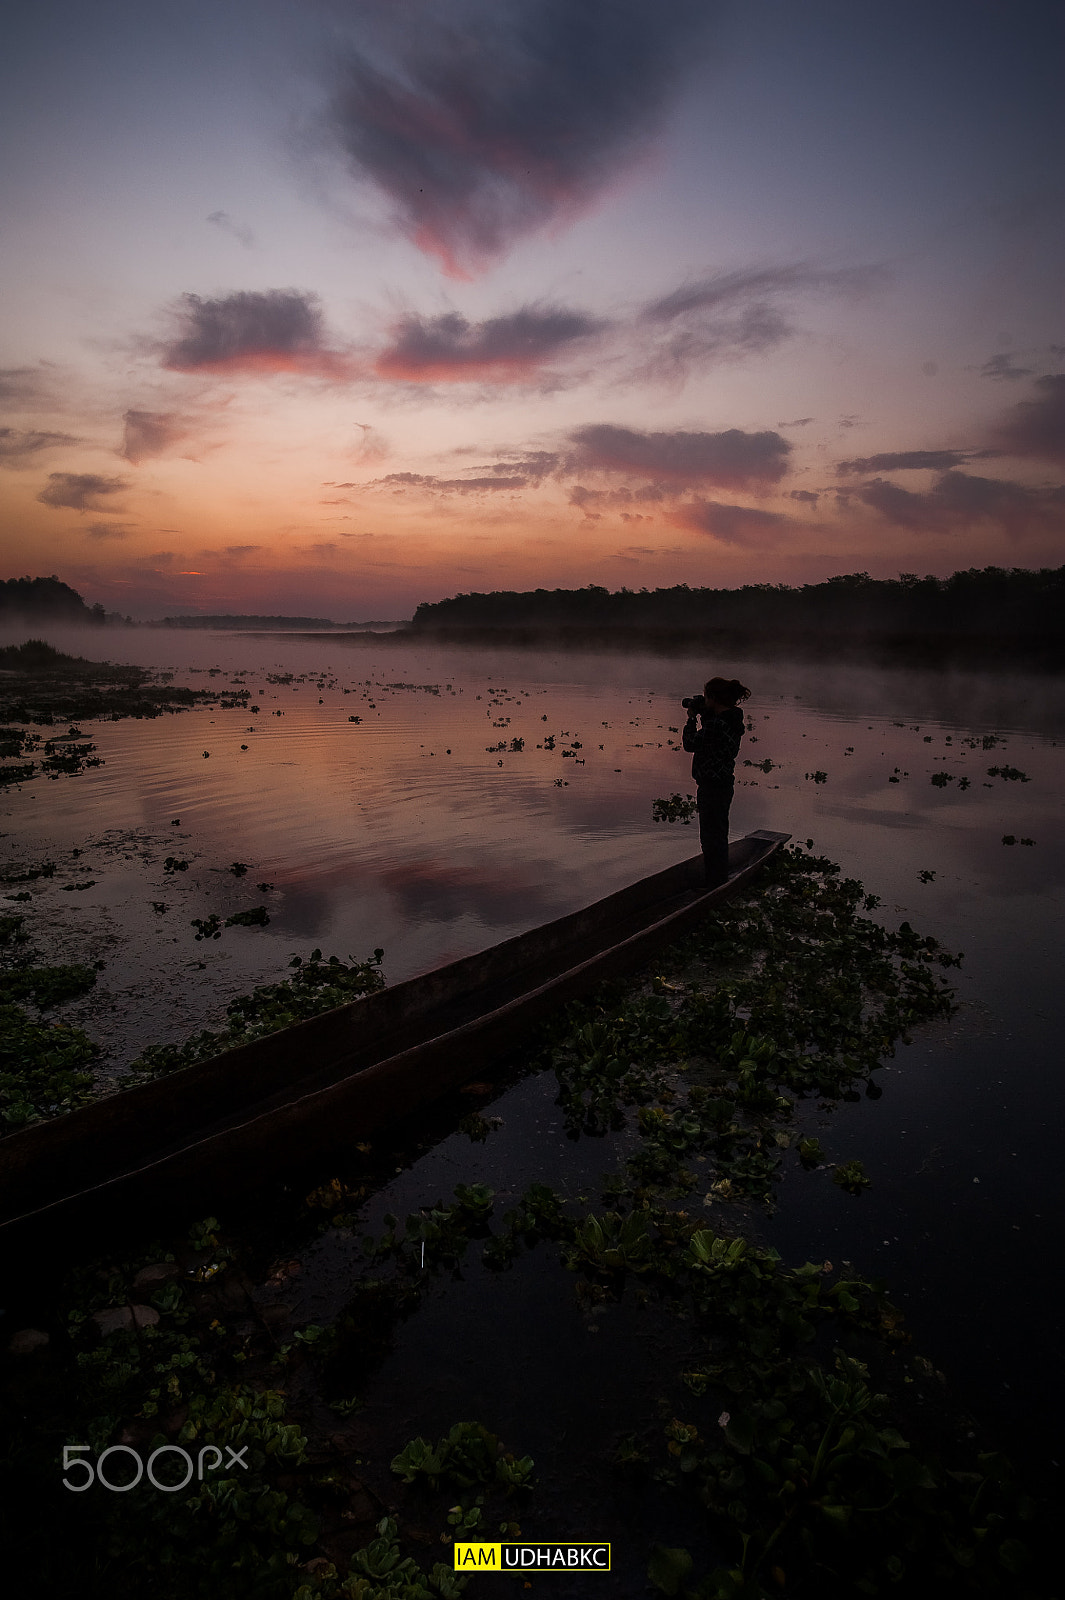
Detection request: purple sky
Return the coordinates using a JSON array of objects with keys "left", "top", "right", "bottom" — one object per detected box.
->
[{"left": 1, "top": 0, "right": 1062, "bottom": 618}]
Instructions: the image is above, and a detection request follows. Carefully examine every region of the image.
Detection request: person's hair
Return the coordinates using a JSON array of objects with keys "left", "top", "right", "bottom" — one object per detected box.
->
[{"left": 704, "top": 676, "right": 751, "bottom": 706}]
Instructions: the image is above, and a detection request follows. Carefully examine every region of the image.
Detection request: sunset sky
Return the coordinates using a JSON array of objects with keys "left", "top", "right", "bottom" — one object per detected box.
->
[{"left": 1, "top": 0, "right": 1062, "bottom": 620}]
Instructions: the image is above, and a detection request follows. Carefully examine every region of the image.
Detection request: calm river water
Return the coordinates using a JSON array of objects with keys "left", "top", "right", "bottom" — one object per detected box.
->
[{"left": 3, "top": 624, "right": 1063, "bottom": 1470}]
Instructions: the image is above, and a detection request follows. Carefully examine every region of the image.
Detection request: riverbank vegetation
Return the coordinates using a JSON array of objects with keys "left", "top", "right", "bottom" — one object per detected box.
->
[
  {"left": 409, "top": 567, "right": 1065, "bottom": 667},
  {"left": 0, "top": 576, "right": 108, "bottom": 628},
  {"left": 0, "top": 640, "right": 252, "bottom": 762},
  {"left": 1, "top": 848, "right": 1048, "bottom": 1596}
]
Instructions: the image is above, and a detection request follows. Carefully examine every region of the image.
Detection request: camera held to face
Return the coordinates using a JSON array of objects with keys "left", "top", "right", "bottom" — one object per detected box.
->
[{"left": 682, "top": 694, "right": 706, "bottom": 716}]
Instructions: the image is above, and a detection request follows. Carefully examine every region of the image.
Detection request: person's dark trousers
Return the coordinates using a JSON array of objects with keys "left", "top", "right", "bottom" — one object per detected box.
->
[{"left": 697, "top": 781, "right": 733, "bottom": 888}]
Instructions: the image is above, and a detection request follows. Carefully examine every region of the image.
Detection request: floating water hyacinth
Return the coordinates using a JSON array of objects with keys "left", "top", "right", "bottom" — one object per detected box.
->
[
  {"left": 651, "top": 793, "right": 697, "bottom": 824},
  {"left": 833, "top": 1158, "right": 871, "bottom": 1193},
  {"left": 225, "top": 906, "right": 269, "bottom": 929}
]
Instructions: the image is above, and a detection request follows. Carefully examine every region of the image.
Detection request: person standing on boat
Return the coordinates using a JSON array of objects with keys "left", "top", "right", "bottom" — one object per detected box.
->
[{"left": 682, "top": 677, "right": 751, "bottom": 889}]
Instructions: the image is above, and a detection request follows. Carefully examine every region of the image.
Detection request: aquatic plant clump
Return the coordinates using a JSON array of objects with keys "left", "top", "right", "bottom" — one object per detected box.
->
[
  {"left": 127, "top": 948, "right": 386, "bottom": 1081},
  {"left": 3, "top": 1245, "right": 321, "bottom": 1595},
  {"left": 564, "top": 1220, "right": 1036, "bottom": 1597},
  {"left": 322, "top": 1184, "right": 1037, "bottom": 1596},
  {"left": 391, "top": 1420, "right": 534, "bottom": 1494},
  {"left": 0, "top": 1224, "right": 518, "bottom": 1598},
  {"left": 652, "top": 792, "right": 698, "bottom": 823},
  {"left": 1, "top": 839, "right": 1044, "bottom": 1598},
  {"left": 543, "top": 846, "right": 960, "bottom": 1204},
  {"left": 0, "top": 762, "right": 37, "bottom": 787},
  {"left": 681, "top": 846, "right": 960, "bottom": 1085},
  {"left": 0, "top": 639, "right": 250, "bottom": 727},
  {"left": 0, "top": 962, "right": 97, "bottom": 1008},
  {"left": 0, "top": 1001, "right": 99, "bottom": 1126},
  {"left": 0, "top": 933, "right": 101, "bottom": 1123}
]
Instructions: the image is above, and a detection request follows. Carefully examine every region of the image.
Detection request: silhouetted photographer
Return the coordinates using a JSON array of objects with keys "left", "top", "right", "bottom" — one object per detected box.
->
[{"left": 682, "top": 676, "right": 751, "bottom": 889}]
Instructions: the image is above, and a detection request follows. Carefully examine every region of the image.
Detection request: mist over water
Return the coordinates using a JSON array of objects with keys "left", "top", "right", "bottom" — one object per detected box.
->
[{"left": 3, "top": 624, "right": 1063, "bottom": 1457}]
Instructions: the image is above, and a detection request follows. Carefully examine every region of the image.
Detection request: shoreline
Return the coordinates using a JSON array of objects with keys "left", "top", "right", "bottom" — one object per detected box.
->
[{"left": 267, "top": 624, "right": 1065, "bottom": 671}]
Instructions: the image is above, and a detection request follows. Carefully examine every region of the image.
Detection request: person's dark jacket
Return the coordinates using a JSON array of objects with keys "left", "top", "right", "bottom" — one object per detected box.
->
[{"left": 682, "top": 705, "right": 745, "bottom": 786}]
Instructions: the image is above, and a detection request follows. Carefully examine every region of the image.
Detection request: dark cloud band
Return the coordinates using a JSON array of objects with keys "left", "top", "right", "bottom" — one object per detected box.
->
[
  {"left": 38, "top": 472, "right": 129, "bottom": 511},
  {"left": 161, "top": 290, "right": 350, "bottom": 378},
  {"left": 636, "top": 265, "right": 885, "bottom": 380},
  {"left": 327, "top": 0, "right": 714, "bottom": 276},
  {"left": 991, "top": 373, "right": 1065, "bottom": 465},
  {"left": 375, "top": 305, "right": 606, "bottom": 380},
  {"left": 373, "top": 471, "right": 530, "bottom": 493},
  {"left": 566, "top": 423, "right": 791, "bottom": 489},
  {"left": 641, "top": 264, "right": 885, "bottom": 324},
  {"left": 671, "top": 498, "right": 791, "bottom": 547},
  {"left": 980, "top": 353, "right": 1034, "bottom": 382},
  {"left": 0, "top": 427, "right": 78, "bottom": 467},
  {"left": 836, "top": 448, "right": 993, "bottom": 475},
  {"left": 856, "top": 469, "right": 1065, "bottom": 539}
]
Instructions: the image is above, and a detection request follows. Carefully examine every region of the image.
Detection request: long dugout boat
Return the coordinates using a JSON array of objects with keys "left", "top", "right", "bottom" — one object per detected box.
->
[{"left": 0, "top": 829, "right": 789, "bottom": 1247}]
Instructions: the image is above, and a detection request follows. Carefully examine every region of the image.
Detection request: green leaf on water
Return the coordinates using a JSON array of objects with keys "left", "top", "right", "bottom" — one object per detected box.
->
[{"left": 647, "top": 1544, "right": 694, "bottom": 1596}]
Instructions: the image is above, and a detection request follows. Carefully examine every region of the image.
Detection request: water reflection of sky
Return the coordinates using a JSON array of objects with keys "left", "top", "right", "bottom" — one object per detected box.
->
[
  {"left": 4, "top": 630, "right": 1061, "bottom": 1007},
  {"left": 3, "top": 627, "right": 1064, "bottom": 1458},
  {"left": 2, "top": 628, "right": 1063, "bottom": 1056}
]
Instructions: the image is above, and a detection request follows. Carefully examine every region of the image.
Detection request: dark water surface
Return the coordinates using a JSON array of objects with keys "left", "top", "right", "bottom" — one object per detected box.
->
[{"left": 3, "top": 625, "right": 1063, "bottom": 1484}]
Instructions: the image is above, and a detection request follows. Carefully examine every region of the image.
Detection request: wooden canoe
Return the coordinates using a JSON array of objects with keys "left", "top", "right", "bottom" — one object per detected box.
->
[{"left": 0, "top": 829, "right": 789, "bottom": 1246}]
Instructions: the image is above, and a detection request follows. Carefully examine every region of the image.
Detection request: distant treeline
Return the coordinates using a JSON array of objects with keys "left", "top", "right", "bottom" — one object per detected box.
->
[
  {"left": 157, "top": 614, "right": 338, "bottom": 630},
  {"left": 154, "top": 615, "right": 413, "bottom": 631},
  {"left": 0, "top": 576, "right": 106, "bottom": 625},
  {"left": 411, "top": 568, "right": 1065, "bottom": 655}
]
